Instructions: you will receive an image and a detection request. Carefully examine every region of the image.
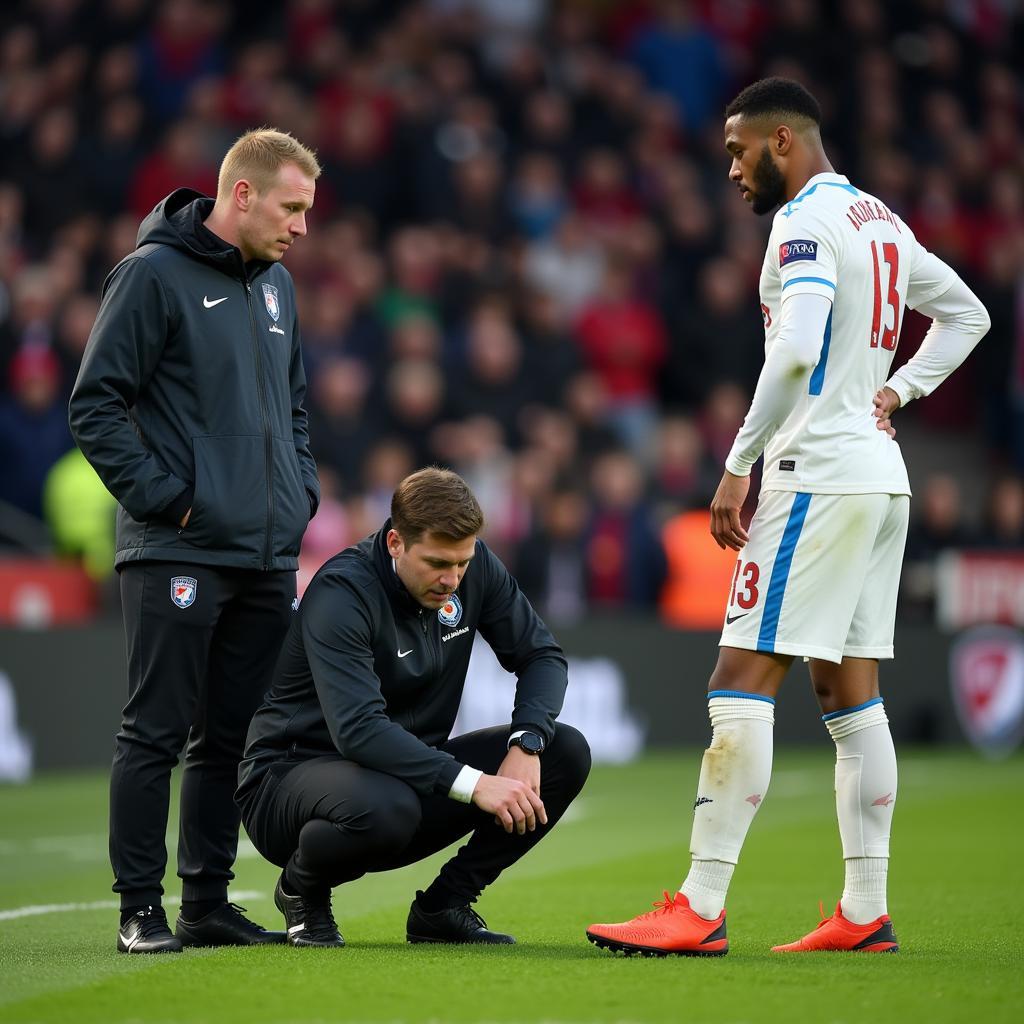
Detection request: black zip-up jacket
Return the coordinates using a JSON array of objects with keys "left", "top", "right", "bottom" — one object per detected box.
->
[
  {"left": 69, "top": 188, "right": 319, "bottom": 570},
  {"left": 237, "top": 522, "right": 569, "bottom": 802}
]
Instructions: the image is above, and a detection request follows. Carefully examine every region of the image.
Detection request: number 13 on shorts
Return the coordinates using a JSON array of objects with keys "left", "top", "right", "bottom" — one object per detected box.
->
[{"left": 719, "top": 490, "right": 909, "bottom": 665}]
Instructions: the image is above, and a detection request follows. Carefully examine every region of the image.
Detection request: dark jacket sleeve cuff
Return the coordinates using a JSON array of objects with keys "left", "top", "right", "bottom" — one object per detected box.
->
[
  {"left": 159, "top": 486, "right": 194, "bottom": 526},
  {"left": 433, "top": 760, "right": 463, "bottom": 796},
  {"left": 511, "top": 716, "right": 555, "bottom": 747}
]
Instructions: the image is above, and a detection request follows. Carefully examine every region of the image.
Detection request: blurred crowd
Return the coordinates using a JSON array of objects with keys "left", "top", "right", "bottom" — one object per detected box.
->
[{"left": 0, "top": 0, "right": 1022, "bottom": 625}]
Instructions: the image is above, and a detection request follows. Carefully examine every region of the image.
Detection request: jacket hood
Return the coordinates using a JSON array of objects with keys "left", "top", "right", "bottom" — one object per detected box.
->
[{"left": 136, "top": 188, "right": 269, "bottom": 279}]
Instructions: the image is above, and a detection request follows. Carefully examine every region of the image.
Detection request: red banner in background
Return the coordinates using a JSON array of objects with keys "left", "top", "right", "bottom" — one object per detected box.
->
[
  {"left": 936, "top": 551, "right": 1024, "bottom": 630},
  {"left": 0, "top": 560, "right": 96, "bottom": 627}
]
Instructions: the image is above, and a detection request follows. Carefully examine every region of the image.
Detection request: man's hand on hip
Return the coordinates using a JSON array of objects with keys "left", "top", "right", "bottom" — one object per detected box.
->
[
  {"left": 872, "top": 386, "right": 901, "bottom": 438},
  {"left": 471, "top": 771, "right": 547, "bottom": 836}
]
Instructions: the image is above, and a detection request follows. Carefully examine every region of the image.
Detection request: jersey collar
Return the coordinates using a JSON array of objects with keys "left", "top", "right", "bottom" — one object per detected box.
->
[{"left": 782, "top": 173, "right": 858, "bottom": 218}]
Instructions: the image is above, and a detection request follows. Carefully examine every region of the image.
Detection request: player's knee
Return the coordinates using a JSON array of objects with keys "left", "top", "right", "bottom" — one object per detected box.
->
[
  {"left": 363, "top": 785, "right": 422, "bottom": 851},
  {"left": 812, "top": 679, "right": 835, "bottom": 707},
  {"left": 549, "top": 723, "right": 591, "bottom": 793},
  {"left": 706, "top": 665, "right": 775, "bottom": 698}
]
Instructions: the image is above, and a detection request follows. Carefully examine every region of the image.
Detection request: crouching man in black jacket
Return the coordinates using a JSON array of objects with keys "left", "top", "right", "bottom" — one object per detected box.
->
[{"left": 236, "top": 468, "right": 591, "bottom": 947}]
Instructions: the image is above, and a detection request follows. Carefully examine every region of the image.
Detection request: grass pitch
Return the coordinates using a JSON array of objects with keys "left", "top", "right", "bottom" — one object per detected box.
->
[{"left": 1, "top": 749, "right": 1022, "bottom": 1024}]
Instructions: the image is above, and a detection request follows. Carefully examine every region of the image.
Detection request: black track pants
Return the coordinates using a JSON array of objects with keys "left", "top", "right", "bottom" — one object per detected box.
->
[
  {"left": 111, "top": 562, "right": 295, "bottom": 908},
  {"left": 238, "top": 724, "right": 591, "bottom": 901}
]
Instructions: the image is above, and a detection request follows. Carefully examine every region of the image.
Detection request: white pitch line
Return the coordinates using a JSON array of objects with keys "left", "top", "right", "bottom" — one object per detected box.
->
[{"left": 0, "top": 890, "right": 266, "bottom": 922}]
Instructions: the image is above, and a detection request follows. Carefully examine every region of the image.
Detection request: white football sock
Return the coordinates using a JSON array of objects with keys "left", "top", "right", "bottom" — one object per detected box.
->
[
  {"left": 680, "top": 691, "right": 774, "bottom": 919},
  {"left": 824, "top": 698, "right": 896, "bottom": 924}
]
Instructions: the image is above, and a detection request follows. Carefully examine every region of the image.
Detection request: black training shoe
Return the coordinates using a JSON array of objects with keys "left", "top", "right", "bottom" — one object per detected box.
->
[
  {"left": 175, "top": 902, "right": 286, "bottom": 947},
  {"left": 406, "top": 893, "right": 515, "bottom": 945},
  {"left": 273, "top": 874, "right": 344, "bottom": 948},
  {"left": 117, "top": 905, "right": 183, "bottom": 954}
]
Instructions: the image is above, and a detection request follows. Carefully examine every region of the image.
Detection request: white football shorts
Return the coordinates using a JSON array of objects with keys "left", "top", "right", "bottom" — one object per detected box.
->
[{"left": 719, "top": 490, "right": 910, "bottom": 664}]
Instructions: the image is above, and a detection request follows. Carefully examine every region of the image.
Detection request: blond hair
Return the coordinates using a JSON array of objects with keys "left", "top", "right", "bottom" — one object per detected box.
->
[
  {"left": 391, "top": 468, "right": 484, "bottom": 545},
  {"left": 217, "top": 127, "right": 321, "bottom": 199}
]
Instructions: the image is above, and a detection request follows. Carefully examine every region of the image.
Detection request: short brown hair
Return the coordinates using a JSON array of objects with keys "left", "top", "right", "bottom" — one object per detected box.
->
[
  {"left": 217, "top": 127, "right": 321, "bottom": 199},
  {"left": 391, "top": 468, "right": 484, "bottom": 545}
]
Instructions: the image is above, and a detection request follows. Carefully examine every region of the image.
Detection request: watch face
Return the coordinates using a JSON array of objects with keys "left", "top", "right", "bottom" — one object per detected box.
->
[{"left": 517, "top": 732, "right": 544, "bottom": 754}]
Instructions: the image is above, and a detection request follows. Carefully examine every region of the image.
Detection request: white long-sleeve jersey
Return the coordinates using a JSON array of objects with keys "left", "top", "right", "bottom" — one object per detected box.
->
[{"left": 725, "top": 172, "right": 991, "bottom": 494}]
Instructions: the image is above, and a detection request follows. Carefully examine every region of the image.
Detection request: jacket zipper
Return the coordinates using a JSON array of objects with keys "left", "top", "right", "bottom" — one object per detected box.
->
[
  {"left": 245, "top": 280, "right": 274, "bottom": 570},
  {"left": 418, "top": 608, "right": 439, "bottom": 679}
]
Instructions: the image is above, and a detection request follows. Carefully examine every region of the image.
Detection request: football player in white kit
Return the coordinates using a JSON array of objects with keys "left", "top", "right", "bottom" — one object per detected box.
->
[{"left": 587, "top": 78, "right": 990, "bottom": 956}]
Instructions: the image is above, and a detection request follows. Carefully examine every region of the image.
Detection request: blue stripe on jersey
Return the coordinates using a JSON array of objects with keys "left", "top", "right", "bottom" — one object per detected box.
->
[
  {"left": 756, "top": 492, "right": 812, "bottom": 653},
  {"left": 782, "top": 276, "right": 836, "bottom": 291},
  {"left": 808, "top": 307, "right": 833, "bottom": 396},
  {"left": 821, "top": 697, "right": 884, "bottom": 721},
  {"left": 782, "top": 180, "right": 859, "bottom": 217},
  {"left": 708, "top": 689, "right": 776, "bottom": 704}
]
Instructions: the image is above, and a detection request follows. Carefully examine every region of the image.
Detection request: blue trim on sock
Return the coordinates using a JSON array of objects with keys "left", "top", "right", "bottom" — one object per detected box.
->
[
  {"left": 756, "top": 492, "right": 812, "bottom": 653},
  {"left": 708, "top": 689, "right": 776, "bottom": 704},
  {"left": 821, "top": 697, "right": 885, "bottom": 721}
]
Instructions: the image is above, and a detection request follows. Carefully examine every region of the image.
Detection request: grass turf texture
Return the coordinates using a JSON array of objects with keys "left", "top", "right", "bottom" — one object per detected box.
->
[{"left": 1, "top": 750, "right": 1021, "bottom": 1024}]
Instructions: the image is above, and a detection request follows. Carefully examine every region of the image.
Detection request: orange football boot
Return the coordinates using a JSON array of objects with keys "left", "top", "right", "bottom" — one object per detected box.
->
[
  {"left": 772, "top": 902, "right": 898, "bottom": 953},
  {"left": 586, "top": 891, "right": 728, "bottom": 957}
]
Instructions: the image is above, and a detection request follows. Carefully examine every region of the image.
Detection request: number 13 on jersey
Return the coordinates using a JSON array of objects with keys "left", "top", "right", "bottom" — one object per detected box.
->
[{"left": 870, "top": 240, "right": 900, "bottom": 351}]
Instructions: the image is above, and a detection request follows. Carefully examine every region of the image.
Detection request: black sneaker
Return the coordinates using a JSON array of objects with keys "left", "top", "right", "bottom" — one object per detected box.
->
[
  {"left": 273, "top": 874, "right": 344, "bottom": 948},
  {"left": 175, "top": 902, "right": 286, "bottom": 947},
  {"left": 117, "top": 906, "right": 183, "bottom": 954},
  {"left": 406, "top": 893, "right": 515, "bottom": 945}
]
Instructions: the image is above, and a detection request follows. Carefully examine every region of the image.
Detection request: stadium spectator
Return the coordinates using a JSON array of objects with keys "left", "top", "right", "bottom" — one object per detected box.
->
[
  {"left": 574, "top": 258, "right": 668, "bottom": 454},
  {"left": 307, "top": 356, "right": 380, "bottom": 496},
  {"left": 42, "top": 446, "right": 117, "bottom": 582},
  {"left": 514, "top": 483, "right": 590, "bottom": 626},
  {"left": 648, "top": 415, "right": 717, "bottom": 519},
  {"left": 901, "top": 473, "right": 974, "bottom": 620},
  {"left": 585, "top": 449, "right": 667, "bottom": 610},
  {"left": 0, "top": 346, "right": 72, "bottom": 519},
  {"left": 446, "top": 302, "right": 531, "bottom": 445},
  {"left": 979, "top": 475, "right": 1024, "bottom": 550}
]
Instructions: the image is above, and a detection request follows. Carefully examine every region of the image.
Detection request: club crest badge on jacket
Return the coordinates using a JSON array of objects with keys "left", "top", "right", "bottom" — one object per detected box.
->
[
  {"left": 438, "top": 594, "right": 462, "bottom": 627},
  {"left": 262, "top": 283, "right": 280, "bottom": 321}
]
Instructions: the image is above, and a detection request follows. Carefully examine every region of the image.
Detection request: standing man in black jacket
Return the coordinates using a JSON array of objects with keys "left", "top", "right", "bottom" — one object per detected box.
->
[
  {"left": 69, "top": 129, "right": 321, "bottom": 954},
  {"left": 237, "top": 468, "right": 591, "bottom": 947}
]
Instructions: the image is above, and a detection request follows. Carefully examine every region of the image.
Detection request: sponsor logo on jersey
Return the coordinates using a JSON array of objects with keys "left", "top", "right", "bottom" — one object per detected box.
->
[
  {"left": 441, "top": 625, "right": 470, "bottom": 643},
  {"left": 171, "top": 576, "right": 197, "bottom": 608},
  {"left": 262, "top": 283, "right": 280, "bottom": 321},
  {"left": 760, "top": 302, "right": 772, "bottom": 329},
  {"left": 779, "top": 239, "right": 817, "bottom": 267},
  {"left": 950, "top": 625, "right": 1024, "bottom": 758},
  {"left": 779, "top": 459, "right": 796, "bottom": 471},
  {"left": 693, "top": 796, "right": 713, "bottom": 809},
  {"left": 438, "top": 593, "right": 463, "bottom": 627}
]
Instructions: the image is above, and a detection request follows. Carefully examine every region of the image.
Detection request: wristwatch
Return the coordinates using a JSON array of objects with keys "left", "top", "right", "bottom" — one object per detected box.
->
[{"left": 509, "top": 731, "right": 545, "bottom": 755}]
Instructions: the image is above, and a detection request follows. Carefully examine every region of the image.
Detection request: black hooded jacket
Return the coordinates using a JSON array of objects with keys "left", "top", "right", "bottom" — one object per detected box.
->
[
  {"left": 237, "top": 522, "right": 569, "bottom": 802},
  {"left": 69, "top": 188, "right": 319, "bottom": 570}
]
